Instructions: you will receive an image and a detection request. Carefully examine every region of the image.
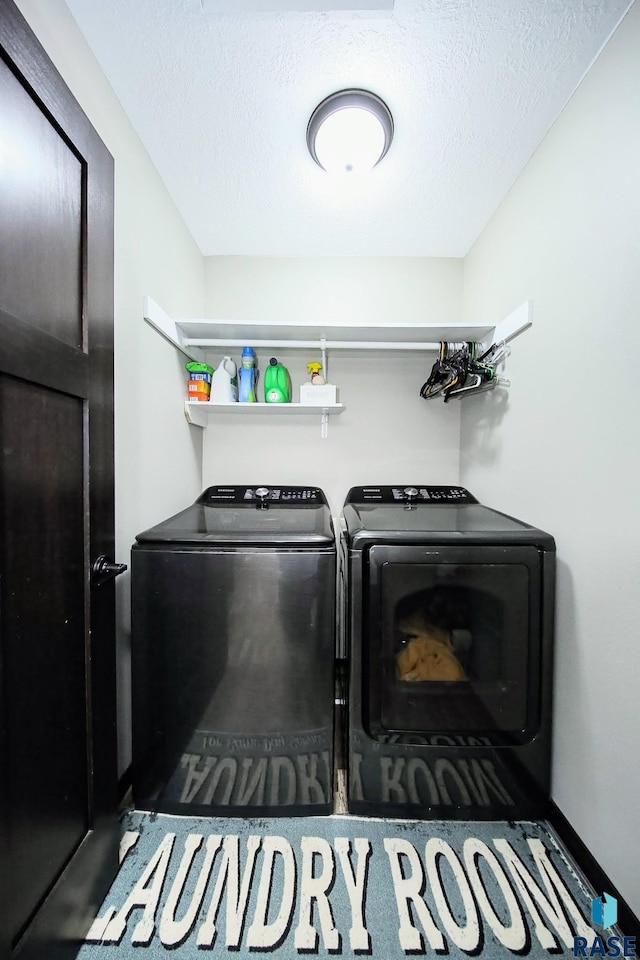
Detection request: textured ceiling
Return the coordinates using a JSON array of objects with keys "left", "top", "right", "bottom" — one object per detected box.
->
[{"left": 64, "top": 0, "right": 632, "bottom": 257}]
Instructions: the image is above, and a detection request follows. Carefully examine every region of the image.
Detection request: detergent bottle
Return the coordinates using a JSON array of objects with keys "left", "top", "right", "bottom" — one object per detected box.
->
[
  {"left": 210, "top": 356, "right": 238, "bottom": 402},
  {"left": 264, "top": 357, "right": 291, "bottom": 403},
  {"left": 238, "top": 346, "right": 258, "bottom": 402}
]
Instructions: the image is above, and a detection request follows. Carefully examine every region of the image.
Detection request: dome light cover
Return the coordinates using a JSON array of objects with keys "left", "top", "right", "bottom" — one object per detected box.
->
[{"left": 307, "top": 89, "right": 394, "bottom": 174}]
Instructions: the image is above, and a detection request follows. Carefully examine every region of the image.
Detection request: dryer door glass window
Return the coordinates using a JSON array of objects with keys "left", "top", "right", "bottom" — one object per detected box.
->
[{"left": 365, "top": 545, "right": 542, "bottom": 744}]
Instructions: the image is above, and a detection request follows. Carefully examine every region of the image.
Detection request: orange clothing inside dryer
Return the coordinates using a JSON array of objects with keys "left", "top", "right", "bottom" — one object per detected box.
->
[{"left": 396, "top": 629, "right": 467, "bottom": 682}]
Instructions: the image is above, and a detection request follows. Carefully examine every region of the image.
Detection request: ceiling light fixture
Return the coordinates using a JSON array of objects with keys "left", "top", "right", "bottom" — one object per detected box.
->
[{"left": 306, "top": 89, "right": 394, "bottom": 174}]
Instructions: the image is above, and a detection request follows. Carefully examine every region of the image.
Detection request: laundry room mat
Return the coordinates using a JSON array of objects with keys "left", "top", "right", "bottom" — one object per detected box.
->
[{"left": 76, "top": 808, "right": 605, "bottom": 958}]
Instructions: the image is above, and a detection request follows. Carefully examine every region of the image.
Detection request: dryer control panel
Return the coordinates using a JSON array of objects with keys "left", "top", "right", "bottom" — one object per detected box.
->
[
  {"left": 346, "top": 485, "right": 478, "bottom": 504},
  {"left": 199, "top": 486, "right": 327, "bottom": 505}
]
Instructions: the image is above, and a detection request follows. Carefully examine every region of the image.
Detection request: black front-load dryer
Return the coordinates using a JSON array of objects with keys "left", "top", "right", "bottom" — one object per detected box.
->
[
  {"left": 340, "top": 484, "right": 555, "bottom": 820},
  {"left": 131, "top": 485, "right": 336, "bottom": 817}
]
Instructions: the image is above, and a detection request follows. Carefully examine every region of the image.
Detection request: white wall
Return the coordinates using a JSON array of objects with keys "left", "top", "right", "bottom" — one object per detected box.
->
[
  {"left": 202, "top": 257, "right": 464, "bottom": 513},
  {"left": 462, "top": 1, "right": 640, "bottom": 915},
  {"left": 15, "top": 0, "right": 205, "bottom": 774}
]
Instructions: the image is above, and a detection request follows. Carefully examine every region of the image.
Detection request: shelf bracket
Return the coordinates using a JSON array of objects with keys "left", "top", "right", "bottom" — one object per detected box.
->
[
  {"left": 321, "top": 408, "right": 329, "bottom": 440},
  {"left": 184, "top": 401, "right": 207, "bottom": 428}
]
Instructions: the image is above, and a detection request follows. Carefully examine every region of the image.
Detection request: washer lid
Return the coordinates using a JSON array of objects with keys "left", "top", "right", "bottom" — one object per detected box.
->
[
  {"left": 135, "top": 485, "right": 335, "bottom": 546},
  {"left": 342, "top": 485, "right": 554, "bottom": 544}
]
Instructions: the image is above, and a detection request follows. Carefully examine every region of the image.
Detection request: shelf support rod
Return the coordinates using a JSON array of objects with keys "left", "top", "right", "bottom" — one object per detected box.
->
[{"left": 184, "top": 338, "right": 448, "bottom": 350}]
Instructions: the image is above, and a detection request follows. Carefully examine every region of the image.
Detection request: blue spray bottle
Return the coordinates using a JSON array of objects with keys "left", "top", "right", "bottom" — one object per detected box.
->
[{"left": 238, "top": 346, "right": 258, "bottom": 402}]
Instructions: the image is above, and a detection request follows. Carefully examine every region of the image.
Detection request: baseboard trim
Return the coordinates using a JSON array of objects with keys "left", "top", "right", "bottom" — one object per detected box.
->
[{"left": 546, "top": 801, "right": 639, "bottom": 939}]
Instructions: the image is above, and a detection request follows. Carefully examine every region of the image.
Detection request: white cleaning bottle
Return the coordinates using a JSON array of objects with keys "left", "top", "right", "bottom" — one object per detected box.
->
[{"left": 210, "top": 356, "right": 238, "bottom": 402}]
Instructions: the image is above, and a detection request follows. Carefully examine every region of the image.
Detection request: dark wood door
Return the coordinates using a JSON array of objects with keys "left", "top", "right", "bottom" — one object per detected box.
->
[{"left": 0, "top": 2, "right": 119, "bottom": 957}]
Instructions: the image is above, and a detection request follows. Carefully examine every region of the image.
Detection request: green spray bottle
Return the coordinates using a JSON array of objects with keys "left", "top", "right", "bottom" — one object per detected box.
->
[{"left": 264, "top": 357, "right": 292, "bottom": 403}]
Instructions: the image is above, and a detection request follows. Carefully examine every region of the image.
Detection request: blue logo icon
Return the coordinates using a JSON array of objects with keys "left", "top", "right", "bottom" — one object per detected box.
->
[
  {"left": 573, "top": 893, "right": 635, "bottom": 957},
  {"left": 592, "top": 894, "right": 618, "bottom": 929}
]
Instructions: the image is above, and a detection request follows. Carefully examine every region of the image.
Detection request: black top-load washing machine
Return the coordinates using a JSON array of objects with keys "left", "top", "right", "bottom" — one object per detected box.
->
[
  {"left": 340, "top": 484, "right": 555, "bottom": 820},
  {"left": 131, "top": 485, "right": 336, "bottom": 817}
]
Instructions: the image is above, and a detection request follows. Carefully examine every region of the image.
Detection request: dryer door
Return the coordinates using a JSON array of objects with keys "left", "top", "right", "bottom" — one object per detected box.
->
[{"left": 365, "top": 544, "right": 543, "bottom": 744}]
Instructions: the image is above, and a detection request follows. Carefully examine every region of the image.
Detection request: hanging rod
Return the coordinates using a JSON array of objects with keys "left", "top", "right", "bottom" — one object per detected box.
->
[{"left": 183, "top": 338, "right": 451, "bottom": 351}]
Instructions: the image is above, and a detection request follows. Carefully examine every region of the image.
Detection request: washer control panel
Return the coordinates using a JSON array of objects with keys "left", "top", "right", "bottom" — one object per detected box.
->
[
  {"left": 199, "top": 486, "right": 326, "bottom": 505},
  {"left": 346, "top": 485, "right": 478, "bottom": 504}
]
